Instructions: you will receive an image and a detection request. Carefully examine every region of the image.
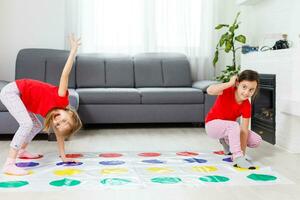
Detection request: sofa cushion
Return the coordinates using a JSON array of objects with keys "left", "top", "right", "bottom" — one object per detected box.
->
[
  {"left": 138, "top": 88, "right": 204, "bottom": 104},
  {"left": 0, "top": 80, "right": 9, "bottom": 111},
  {"left": 76, "top": 88, "right": 141, "bottom": 104},
  {"left": 162, "top": 57, "right": 192, "bottom": 87},
  {"left": 134, "top": 55, "right": 163, "bottom": 87},
  {"left": 45, "top": 56, "right": 76, "bottom": 88},
  {"left": 76, "top": 55, "right": 106, "bottom": 88},
  {"left": 105, "top": 56, "right": 134, "bottom": 87}
]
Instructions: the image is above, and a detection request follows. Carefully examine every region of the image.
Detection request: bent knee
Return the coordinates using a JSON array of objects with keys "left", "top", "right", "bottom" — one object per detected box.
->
[{"left": 248, "top": 134, "right": 262, "bottom": 148}]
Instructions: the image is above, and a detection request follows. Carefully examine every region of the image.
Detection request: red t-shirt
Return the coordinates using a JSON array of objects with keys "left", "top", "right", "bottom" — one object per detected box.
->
[
  {"left": 205, "top": 87, "right": 251, "bottom": 123},
  {"left": 15, "top": 79, "right": 69, "bottom": 117}
]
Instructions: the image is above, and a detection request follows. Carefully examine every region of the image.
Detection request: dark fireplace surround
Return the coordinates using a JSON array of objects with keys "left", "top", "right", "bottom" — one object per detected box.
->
[{"left": 251, "top": 74, "right": 276, "bottom": 144}]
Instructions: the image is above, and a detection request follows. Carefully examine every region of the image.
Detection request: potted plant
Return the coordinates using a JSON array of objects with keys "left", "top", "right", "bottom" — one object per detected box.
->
[{"left": 213, "top": 12, "right": 246, "bottom": 82}]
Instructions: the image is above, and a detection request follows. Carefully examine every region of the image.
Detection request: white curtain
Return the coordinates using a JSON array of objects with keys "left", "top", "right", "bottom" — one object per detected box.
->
[{"left": 65, "top": 0, "right": 216, "bottom": 80}]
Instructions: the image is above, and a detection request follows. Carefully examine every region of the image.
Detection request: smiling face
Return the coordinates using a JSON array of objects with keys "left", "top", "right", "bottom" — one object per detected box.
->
[
  {"left": 52, "top": 109, "right": 73, "bottom": 133},
  {"left": 235, "top": 80, "right": 258, "bottom": 102}
]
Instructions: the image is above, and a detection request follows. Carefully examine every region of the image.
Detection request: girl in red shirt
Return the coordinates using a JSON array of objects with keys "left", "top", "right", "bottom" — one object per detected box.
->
[
  {"left": 0, "top": 34, "right": 82, "bottom": 175},
  {"left": 205, "top": 70, "right": 262, "bottom": 169}
]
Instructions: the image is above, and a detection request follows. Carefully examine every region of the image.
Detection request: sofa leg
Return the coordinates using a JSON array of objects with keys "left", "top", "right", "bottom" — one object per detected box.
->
[
  {"left": 48, "top": 133, "right": 57, "bottom": 141},
  {"left": 192, "top": 122, "right": 204, "bottom": 127}
]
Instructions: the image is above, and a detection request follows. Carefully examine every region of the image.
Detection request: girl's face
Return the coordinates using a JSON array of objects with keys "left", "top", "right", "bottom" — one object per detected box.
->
[
  {"left": 52, "top": 109, "right": 73, "bottom": 133},
  {"left": 235, "top": 80, "right": 257, "bottom": 102}
]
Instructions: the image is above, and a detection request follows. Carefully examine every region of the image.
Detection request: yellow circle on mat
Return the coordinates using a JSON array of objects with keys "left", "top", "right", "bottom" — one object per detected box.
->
[
  {"left": 100, "top": 168, "right": 128, "bottom": 175},
  {"left": 234, "top": 166, "right": 260, "bottom": 171},
  {"left": 147, "top": 167, "right": 174, "bottom": 173},
  {"left": 53, "top": 168, "right": 82, "bottom": 176},
  {"left": 147, "top": 167, "right": 174, "bottom": 174},
  {"left": 5, "top": 170, "right": 34, "bottom": 176},
  {"left": 192, "top": 166, "right": 218, "bottom": 172}
]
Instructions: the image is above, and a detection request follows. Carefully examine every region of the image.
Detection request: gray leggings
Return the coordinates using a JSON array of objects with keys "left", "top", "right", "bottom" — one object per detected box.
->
[{"left": 0, "top": 82, "right": 43, "bottom": 150}]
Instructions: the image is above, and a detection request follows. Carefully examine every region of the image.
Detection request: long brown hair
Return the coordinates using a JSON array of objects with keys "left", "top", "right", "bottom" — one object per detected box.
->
[
  {"left": 237, "top": 69, "right": 260, "bottom": 100},
  {"left": 44, "top": 106, "right": 82, "bottom": 138}
]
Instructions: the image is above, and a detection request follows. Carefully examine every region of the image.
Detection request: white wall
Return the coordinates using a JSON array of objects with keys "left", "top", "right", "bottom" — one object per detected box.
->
[
  {"left": 0, "top": 0, "right": 65, "bottom": 81},
  {"left": 240, "top": 0, "right": 300, "bottom": 49}
]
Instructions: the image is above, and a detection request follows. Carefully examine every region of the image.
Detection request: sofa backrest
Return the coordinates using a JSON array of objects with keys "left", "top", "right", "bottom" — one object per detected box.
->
[
  {"left": 15, "top": 49, "right": 76, "bottom": 88},
  {"left": 76, "top": 54, "right": 134, "bottom": 88},
  {"left": 134, "top": 53, "right": 192, "bottom": 87}
]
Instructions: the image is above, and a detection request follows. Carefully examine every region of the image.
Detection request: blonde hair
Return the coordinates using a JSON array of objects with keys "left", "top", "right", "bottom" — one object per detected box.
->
[{"left": 44, "top": 106, "right": 82, "bottom": 138}]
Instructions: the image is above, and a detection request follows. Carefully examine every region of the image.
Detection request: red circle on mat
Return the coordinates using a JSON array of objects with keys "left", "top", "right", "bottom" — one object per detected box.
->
[
  {"left": 99, "top": 153, "right": 123, "bottom": 158},
  {"left": 138, "top": 152, "right": 161, "bottom": 157},
  {"left": 65, "top": 154, "right": 83, "bottom": 158},
  {"left": 213, "top": 151, "right": 224, "bottom": 155},
  {"left": 176, "top": 151, "right": 199, "bottom": 156},
  {"left": 18, "top": 155, "right": 43, "bottom": 160}
]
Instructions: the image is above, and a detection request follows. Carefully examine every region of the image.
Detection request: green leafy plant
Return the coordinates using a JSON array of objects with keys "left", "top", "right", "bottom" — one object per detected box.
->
[{"left": 213, "top": 12, "right": 246, "bottom": 82}]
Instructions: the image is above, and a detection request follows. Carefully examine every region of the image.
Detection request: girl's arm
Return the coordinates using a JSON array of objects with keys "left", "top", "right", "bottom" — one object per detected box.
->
[
  {"left": 206, "top": 75, "right": 237, "bottom": 95},
  {"left": 240, "top": 117, "right": 250, "bottom": 155},
  {"left": 56, "top": 135, "right": 76, "bottom": 162},
  {"left": 58, "top": 34, "right": 81, "bottom": 97}
]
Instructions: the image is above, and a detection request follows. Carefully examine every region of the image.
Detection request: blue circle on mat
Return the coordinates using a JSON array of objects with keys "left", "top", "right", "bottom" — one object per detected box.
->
[
  {"left": 184, "top": 158, "right": 207, "bottom": 163},
  {"left": 16, "top": 162, "right": 39, "bottom": 167},
  {"left": 99, "top": 161, "right": 125, "bottom": 165},
  {"left": 222, "top": 157, "right": 233, "bottom": 162},
  {"left": 56, "top": 162, "right": 83, "bottom": 166},
  {"left": 142, "top": 159, "right": 166, "bottom": 164}
]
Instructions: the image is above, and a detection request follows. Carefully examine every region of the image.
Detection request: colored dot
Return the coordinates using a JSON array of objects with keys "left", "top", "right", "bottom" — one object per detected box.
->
[
  {"left": 100, "top": 168, "right": 128, "bottom": 175},
  {"left": 5, "top": 170, "right": 34, "bottom": 176},
  {"left": 234, "top": 165, "right": 259, "bottom": 171},
  {"left": 142, "top": 159, "right": 165, "bottom": 164},
  {"left": 65, "top": 154, "right": 83, "bottom": 158},
  {"left": 99, "top": 153, "right": 123, "bottom": 158},
  {"left": 147, "top": 167, "right": 174, "bottom": 174},
  {"left": 49, "top": 178, "right": 81, "bottom": 187},
  {"left": 53, "top": 168, "right": 82, "bottom": 176},
  {"left": 184, "top": 158, "right": 207, "bottom": 163},
  {"left": 222, "top": 157, "right": 233, "bottom": 162},
  {"left": 199, "top": 175, "right": 230, "bottom": 182},
  {"left": 0, "top": 181, "right": 29, "bottom": 188},
  {"left": 100, "top": 178, "right": 132, "bottom": 186},
  {"left": 56, "top": 162, "right": 83, "bottom": 166},
  {"left": 99, "top": 161, "right": 125, "bottom": 166},
  {"left": 192, "top": 166, "right": 218, "bottom": 172},
  {"left": 247, "top": 174, "right": 277, "bottom": 181},
  {"left": 19, "top": 154, "right": 43, "bottom": 159},
  {"left": 176, "top": 151, "right": 199, "bottom": 156},
  {"left": 16, "top": 162, "right": 39, "bottom": 167},
  {"left": 213, "top": 151, "right": 225, "bottom": 155},
  {"left": 138, "top": 152, "right": 161, "bottom": 157},
  {"left": 151, "top": 177, "right": 182, "bottom": 184}
]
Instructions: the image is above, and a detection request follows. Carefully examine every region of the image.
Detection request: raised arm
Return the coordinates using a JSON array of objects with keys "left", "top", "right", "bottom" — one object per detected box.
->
[
  {"left": 58, "top": 34, "right": 81, "bottom": 97},
  {"left": 206, "top": 75, "right": 237, "bottom": 95}
]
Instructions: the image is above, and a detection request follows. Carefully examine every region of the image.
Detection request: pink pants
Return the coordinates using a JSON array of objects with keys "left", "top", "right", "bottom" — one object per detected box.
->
[{"left": 205, "top": 119, "right": 262, "bottom": 159}]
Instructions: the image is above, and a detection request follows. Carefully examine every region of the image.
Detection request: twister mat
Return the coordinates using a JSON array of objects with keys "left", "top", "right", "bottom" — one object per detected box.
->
[{"left": 0, "top": 151, "right": 293, "bottom": 191}]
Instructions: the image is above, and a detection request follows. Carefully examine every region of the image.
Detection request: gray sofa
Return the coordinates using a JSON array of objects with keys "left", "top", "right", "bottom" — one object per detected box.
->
[{"left": 0, "top": 49, "right": 216, "bottom": 135}]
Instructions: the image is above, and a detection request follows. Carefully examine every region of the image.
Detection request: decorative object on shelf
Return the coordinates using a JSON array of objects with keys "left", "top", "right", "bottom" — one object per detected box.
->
[
  {"left": 213, "top": 12, "right": 247, "bottom": 82},
  {"left": 242, "top": 45, "right": 259, "bottom": 54},
  {"left": 260, "top": 34, "right": 291, "bottom": 52}
]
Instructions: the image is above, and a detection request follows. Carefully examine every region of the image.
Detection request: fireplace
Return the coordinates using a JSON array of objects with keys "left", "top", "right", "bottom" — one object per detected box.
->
[{"left": 251, "top": 74, "right": 276, "bottom": 144}]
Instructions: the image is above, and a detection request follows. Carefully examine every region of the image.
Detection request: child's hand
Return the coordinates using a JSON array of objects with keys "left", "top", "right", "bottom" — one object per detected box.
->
[
  {"left": 228, "top": 75, "right": 238, "bottom": 87},
  {"left": 69, "top": 33, "right": 81, "bottom": 52}
]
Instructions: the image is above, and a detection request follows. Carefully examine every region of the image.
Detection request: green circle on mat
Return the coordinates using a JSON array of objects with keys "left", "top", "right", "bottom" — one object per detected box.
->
[
  {"left": 199, "top": 175, "right": 230, "bottom": 183},
  {"left": 100, "top": 178, "right": 132, "bottom": 186},
  {"left": 0, "top": 181, "right": 29, "bottom": 188},
  {"left": 49, "top": 178, "right": 81, "bottom": 187},
  {"left": 247, "top": 174, "right": 277, "bottom": 181},
  {"left": 151, "top": 177, "right": 182, "bottom": 184}
]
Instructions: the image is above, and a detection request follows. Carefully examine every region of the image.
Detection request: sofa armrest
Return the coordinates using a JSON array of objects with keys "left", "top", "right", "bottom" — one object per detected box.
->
[
  {"left": 68, "top": 89, "right": 79, "bottom": 110},
  {"left": 192, "top": 80, "right": 219, "bottom": 92},
  {"left": 0, "top": 80, "right": 9, "bottom": 91}
]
